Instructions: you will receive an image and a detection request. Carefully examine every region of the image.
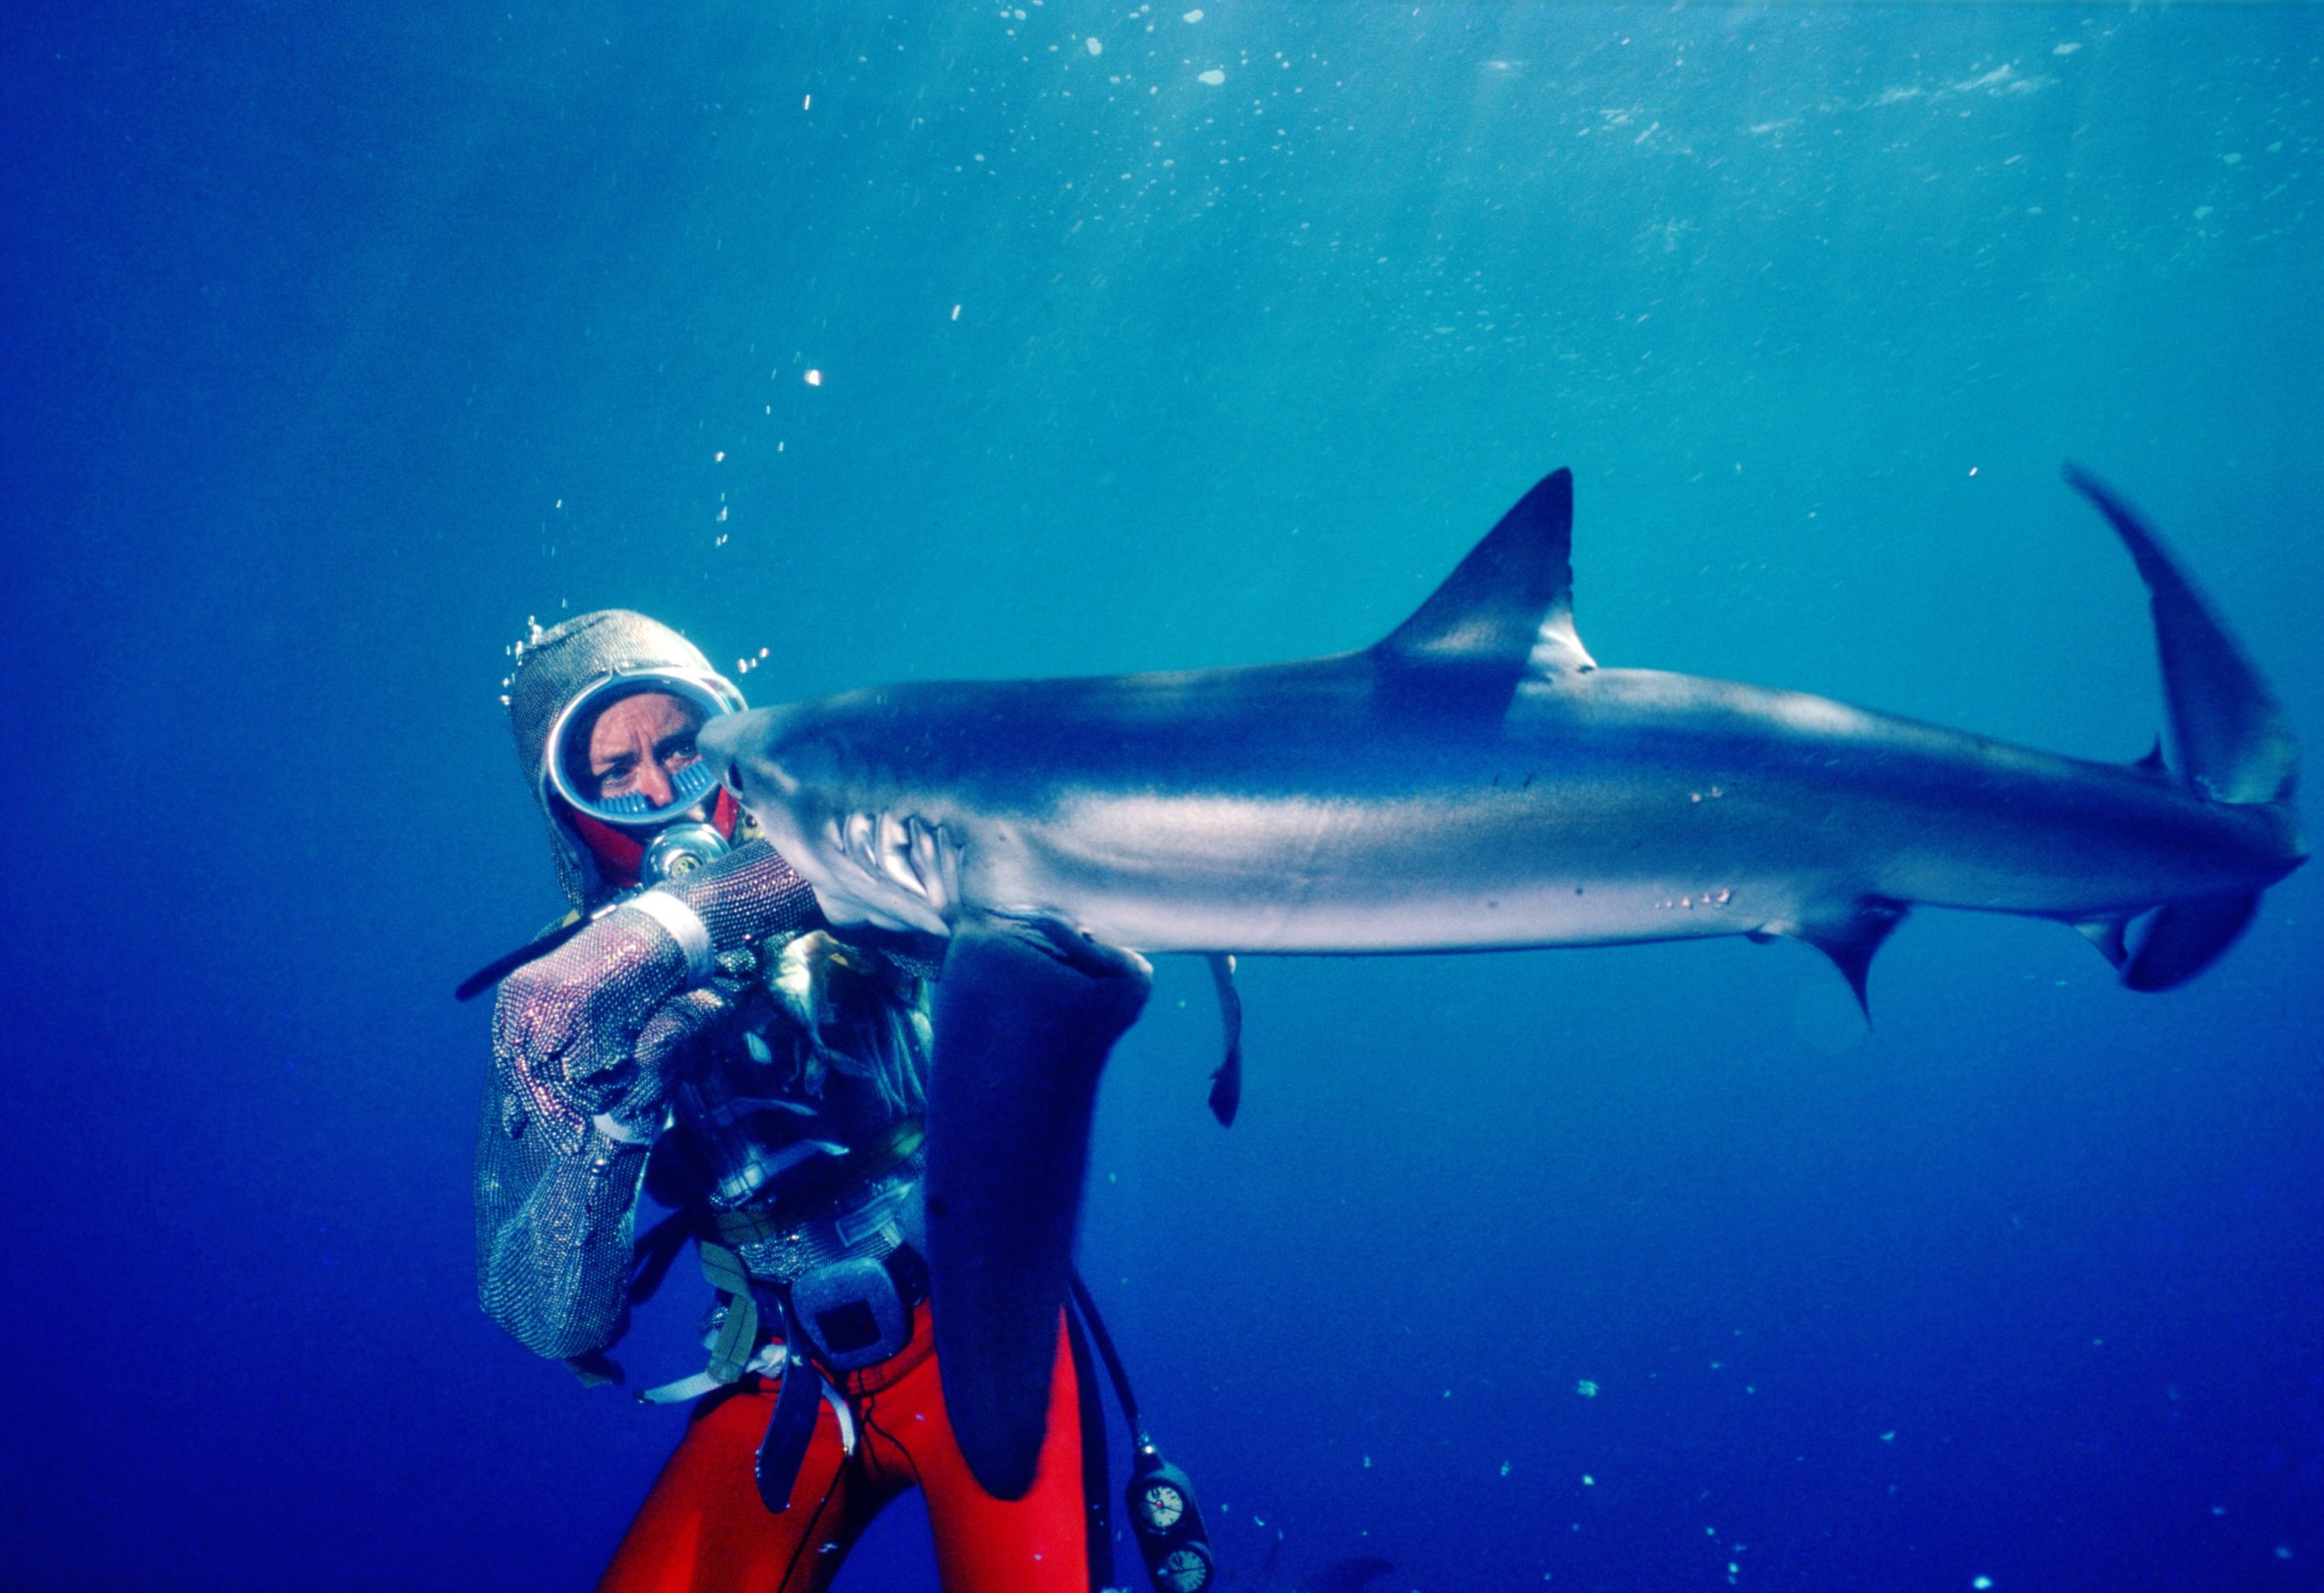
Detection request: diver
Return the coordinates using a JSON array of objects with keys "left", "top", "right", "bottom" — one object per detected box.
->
[{"left": 473, "top": 610, "right": 1118, "bottom": 1592}]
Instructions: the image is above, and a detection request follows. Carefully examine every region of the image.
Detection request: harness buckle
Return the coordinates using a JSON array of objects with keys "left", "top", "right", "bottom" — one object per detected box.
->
[{"left": 790, "top": 1254, "right": 913, "bottom": 1372}]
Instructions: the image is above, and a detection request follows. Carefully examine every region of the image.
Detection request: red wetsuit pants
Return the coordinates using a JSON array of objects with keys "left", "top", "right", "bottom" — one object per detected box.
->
[{"left": 599, "top": 1301, "right": 1108, "bottom": 1592}]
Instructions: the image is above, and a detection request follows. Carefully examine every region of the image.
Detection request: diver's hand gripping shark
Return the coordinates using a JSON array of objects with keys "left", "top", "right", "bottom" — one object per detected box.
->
[{"left": 695, "top": 467, "right": 2303, "bottom": 1499}]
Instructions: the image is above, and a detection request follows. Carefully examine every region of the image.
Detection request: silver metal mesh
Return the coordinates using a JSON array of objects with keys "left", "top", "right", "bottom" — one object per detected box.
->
[
  {"left": 475, "top": 1073, "right": 651, "bottom": 1360},
  {"left": 476, "top": 844, "right": 821, "bottom": 1360},
  {"left": 672, "top": 841, "right": 822, "bottom": 951},
  {"left": 476, "top": 910, "right": 704, "bottom": 1359}
]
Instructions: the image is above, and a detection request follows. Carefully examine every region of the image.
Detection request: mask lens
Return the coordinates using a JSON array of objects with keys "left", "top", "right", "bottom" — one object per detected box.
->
[{"left": 549, "top": 673, "right": 737, "bottom": 828}]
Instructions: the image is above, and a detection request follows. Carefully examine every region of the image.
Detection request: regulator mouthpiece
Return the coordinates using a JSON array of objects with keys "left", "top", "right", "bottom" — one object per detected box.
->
[{"left": 641, "top": 821, "right": 731, "bottom": 884}]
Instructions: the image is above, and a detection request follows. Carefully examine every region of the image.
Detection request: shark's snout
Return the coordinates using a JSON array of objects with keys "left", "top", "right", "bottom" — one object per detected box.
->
[{"left": 697, "top": 705, "right": 772, "bottom": 796}]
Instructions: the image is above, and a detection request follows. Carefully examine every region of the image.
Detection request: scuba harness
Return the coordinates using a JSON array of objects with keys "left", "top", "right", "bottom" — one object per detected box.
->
[
  {"left": 471, "top": 903, "right": 1223, "bottom": 1592},
  {"left": 600, "top": 1118, "right": 1216, "bottom": 1593}
]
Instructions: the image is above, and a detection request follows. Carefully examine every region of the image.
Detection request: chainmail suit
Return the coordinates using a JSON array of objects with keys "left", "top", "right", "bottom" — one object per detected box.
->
[{"left": 476, "top": 611, "right": 1112, "bottom": 1592}]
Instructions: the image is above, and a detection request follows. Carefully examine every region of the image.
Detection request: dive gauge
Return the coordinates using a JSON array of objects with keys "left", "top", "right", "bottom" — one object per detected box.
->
[{"left": 1125, "top": 1449, "right": 1213, "bottom": 1593}]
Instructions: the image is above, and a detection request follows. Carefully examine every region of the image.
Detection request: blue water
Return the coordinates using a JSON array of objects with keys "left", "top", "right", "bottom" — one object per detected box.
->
[{"left": 5, "top": 5, "right": 2319, "bottom": 1589}]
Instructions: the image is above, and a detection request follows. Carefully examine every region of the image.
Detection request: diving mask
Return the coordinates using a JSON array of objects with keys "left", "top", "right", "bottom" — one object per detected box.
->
[{"left": 544, "top": 667, "right": 744, "bottom": 829}]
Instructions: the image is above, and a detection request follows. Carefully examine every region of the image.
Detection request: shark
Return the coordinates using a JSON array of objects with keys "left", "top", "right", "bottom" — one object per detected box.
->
[{"left": 697, "top": 466, "right": 2303, "bottom": 1497}]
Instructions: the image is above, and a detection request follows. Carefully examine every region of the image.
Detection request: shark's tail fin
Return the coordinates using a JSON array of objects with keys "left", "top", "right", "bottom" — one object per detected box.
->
[
  {"left": 2066, "top": 466, "right": 2305, "bottom": 990},
  {"left": 2122, "top": 891, "right": 2263, "bottom": 992}
]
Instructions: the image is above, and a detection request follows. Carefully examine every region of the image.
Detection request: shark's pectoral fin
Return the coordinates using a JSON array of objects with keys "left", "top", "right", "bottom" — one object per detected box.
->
[
  {"left": 1782, "top": 900, "right": 1907, "bottom": 1018},
  {"left": 1206, "top": 953, "right": 1243, "bottom": 1126},
  {"left": 925, "top": 919, "right": 1152, "bottom": 1500}
]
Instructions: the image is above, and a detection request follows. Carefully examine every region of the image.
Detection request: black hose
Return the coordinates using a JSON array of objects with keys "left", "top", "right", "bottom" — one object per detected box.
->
[{"left": 1067, "top": 1267, "right": 1146, "bottom": 1447}]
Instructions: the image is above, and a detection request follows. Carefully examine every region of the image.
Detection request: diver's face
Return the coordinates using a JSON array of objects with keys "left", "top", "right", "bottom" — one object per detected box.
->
[{"left": 586, "top": 691, "right": 706, "bottom": 808}]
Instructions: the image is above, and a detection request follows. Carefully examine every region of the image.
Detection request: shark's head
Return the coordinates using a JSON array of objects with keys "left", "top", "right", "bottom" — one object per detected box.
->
[{"left": 699, "top": 701, "right": 957, "bottom": 937}]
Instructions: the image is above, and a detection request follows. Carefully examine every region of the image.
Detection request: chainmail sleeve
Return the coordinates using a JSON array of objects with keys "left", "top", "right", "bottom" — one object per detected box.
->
[
  {"left": 473, "top": 1050, "right": 650, "bottom": 1361},
  {"left": 473, "top": 842, "right": 822, "bottom": 1361}
]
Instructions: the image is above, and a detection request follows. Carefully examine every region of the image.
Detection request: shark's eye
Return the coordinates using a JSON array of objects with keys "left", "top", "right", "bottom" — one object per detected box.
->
[{"left": 726, "top": 762, "right": 744, "bottom": 793}]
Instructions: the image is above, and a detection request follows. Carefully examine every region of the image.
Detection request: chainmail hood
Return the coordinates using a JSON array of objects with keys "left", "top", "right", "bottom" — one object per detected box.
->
[{"left": 507, "top": 610, "right": 734, "bottom": 906}]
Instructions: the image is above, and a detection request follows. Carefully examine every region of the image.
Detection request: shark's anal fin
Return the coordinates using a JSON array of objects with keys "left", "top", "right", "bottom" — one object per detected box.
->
[
  {"left": 925, "top": 919, "right": 1153, "bottom": 1500},
  {"left": 1206, "top": 953, "right": 1243, "bottom": 1126},
  {"left": 1374, "top": 469, "right": 1592, "bottom": 717},
  {"left": 1791, "top": 900, "right": 1907, "bottom": 1018}
]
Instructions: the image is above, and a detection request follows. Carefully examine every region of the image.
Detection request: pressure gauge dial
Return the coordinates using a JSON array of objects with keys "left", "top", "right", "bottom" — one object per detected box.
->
[
  {"left": 1139, "top": 1481, "right": 1187, "bottom": 1531},
  {"left": 1157, "top": 1545, "right": 1213, "bottom": 1592}
]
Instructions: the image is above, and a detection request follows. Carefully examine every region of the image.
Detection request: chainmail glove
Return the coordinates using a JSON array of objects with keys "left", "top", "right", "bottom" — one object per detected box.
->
[{"left": 493, "top": 841, "right": 820, "bottom": 1148}]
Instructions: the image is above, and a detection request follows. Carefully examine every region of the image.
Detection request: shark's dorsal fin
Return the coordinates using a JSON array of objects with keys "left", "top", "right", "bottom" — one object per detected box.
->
[{"left": 1377, "top": 468, "right": 1595, "bottom": 680}]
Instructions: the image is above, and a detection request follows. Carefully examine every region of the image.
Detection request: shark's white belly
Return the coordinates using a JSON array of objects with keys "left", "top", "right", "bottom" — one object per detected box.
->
[{"left": 966, "top": 785, "right": 1788, "bottom": 956}]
